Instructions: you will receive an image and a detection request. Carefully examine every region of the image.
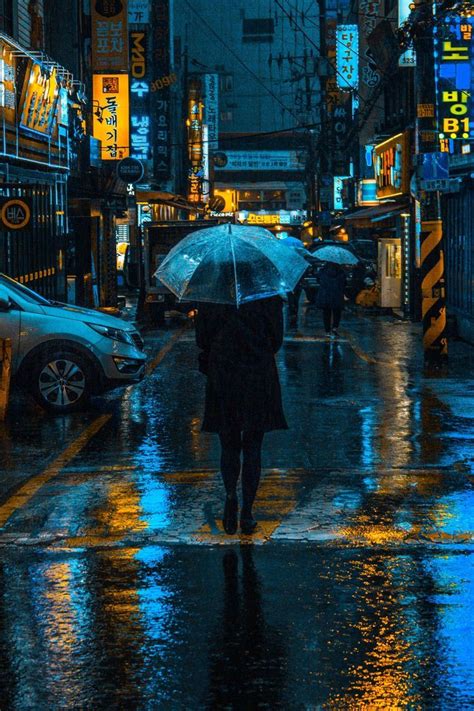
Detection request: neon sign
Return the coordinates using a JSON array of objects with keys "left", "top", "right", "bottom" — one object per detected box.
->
[
  {"left": 374, "top": 132, "right": 410, "bottom": 199},
  {"left": 336, "top": 25, "right": 359, "bottom": 90},
  {"left": 434, "top": 15, "right": 473, "bottom": 140}
]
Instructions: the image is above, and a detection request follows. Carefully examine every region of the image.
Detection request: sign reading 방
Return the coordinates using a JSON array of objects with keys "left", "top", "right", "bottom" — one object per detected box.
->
[{"left": 434, "top": 15, "right": 473, "bottom": 141}]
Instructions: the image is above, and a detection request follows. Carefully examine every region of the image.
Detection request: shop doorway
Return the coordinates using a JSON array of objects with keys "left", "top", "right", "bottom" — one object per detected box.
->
[{"left": 378, "top": 239, "right": 402, "bottom": 308}]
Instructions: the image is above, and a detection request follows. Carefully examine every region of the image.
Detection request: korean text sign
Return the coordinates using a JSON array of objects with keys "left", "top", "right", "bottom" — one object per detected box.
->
[
  {"left": 435, "top": 16, "right": 473, "bottom": 141},
  {"left": 20, "top": 62, "right": 59, "bottom": 136},
  {"left": 92, "top": 74, "right": 130, "bottom": 160},
  {"left": 374, "top": 132, "right": 410, "bottom": 199},
  {"left": 130, "top": 29, "right": 151, "bottom": 162},
  {"left": 336, "top": 25, "right": 359, "bottom": 90},
  {"left": 91, "top": 0, "right": 128, "bottom": 72}
]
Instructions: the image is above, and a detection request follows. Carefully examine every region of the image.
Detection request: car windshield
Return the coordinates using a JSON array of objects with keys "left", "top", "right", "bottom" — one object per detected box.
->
[
  {"left": 351, "top": 241, "right": 377, "bottom": 260},
  {"left": 0, "top": 273, "right": 51, "bottom": 306}
]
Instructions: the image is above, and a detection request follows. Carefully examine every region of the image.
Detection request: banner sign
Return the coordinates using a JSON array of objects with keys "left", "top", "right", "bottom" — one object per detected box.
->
[
  {"left": 434, "top": 16, "right": 473, "bottom": 141},
  {"left": 374, "top": 132, "right": 410, "bottom": 198},
  {"left": 0, "top": 41, "right": 16, "bottom": 125},
  {"left": 152, "top": 0, "right": 171, "bottom": 179},
  {"left": 187, "top": 78, "right": 204, "bottom": 204},
  {"left": 398, "top": 0, "right": 416, "bottom": 66},
  {"left": 130, "top": 28, "right": 151, "bottom": 162},
  {"left": 336, "top": 25, "right": 359, "bottom": 90},
  {"left": 19, "top": 62, "right": 59, "bottom": 136},
  {"left": 215, "top": 151, "right": 305, "bottom": 171},
  {"left": 357, "top": 179, "right": 378, "bottom": 205},
  {"left": 92, "top": 74, "right": 130, "bottom": 160},
  {"left": 204, "top": 74, "right": 219, "bottom": 150},
  {"left": 91, "top": 0, "right": 128, "bottom": 72}
]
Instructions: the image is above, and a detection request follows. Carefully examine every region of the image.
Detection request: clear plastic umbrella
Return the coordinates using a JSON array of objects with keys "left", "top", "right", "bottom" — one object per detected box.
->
[
  {"left": 312, "top": 245, "right": 360, "bottom": 265},
  {"left": 155, "top": 223, "right": 309, "bottom": 306}
]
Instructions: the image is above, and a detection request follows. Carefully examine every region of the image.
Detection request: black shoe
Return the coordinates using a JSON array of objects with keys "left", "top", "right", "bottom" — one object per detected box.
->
[
  {"left": 223, "top": 495, "right": 238, "bottom": 535},
  {"left": 240, "top": 517, "right": 258, "bottom": 535}
]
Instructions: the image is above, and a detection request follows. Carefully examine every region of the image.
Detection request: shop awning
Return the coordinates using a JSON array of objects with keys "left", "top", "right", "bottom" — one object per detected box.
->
[{"left": 342, "top": 202, "right": 409, "bottom": 224}]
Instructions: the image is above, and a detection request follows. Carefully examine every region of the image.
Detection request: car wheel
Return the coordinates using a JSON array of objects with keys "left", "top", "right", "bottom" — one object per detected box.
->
[{"left": 31, "top": 350, "right": 93, "bottom": 413}]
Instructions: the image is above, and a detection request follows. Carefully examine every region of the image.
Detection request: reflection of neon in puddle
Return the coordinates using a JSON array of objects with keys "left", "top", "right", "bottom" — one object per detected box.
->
[{"left": 360, "top": 405, "right": 376, "bottom": 467}]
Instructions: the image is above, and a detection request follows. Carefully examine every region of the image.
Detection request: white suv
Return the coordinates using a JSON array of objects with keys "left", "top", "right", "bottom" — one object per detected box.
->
[{"left": 0, "top": 274, "right": 147, "bottom": 413}]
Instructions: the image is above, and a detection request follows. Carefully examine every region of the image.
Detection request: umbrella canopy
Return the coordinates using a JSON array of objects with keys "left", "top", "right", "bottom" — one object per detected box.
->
[
  {"left": 155, "top": 223, "right": 309, "bottom": 306},
  {"left": 282, "top": 236, "right": 315, "bottom": 261},
  {"left": 312, "top": 245, "right": 360, "bottom": 265}
]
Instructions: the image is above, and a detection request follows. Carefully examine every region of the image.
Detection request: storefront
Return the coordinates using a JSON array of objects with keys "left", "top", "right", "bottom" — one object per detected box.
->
[{"left": 0, "top": 34, "right": 72, "bottom": 300}]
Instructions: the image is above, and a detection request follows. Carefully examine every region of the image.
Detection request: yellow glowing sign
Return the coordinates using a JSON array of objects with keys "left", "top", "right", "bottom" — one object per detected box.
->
[
  {"left": 246, "top": 213, "right": 280, "bottom": 224},
  {"left": 92, "top": 74, "right": 130, "bottom": 160},
  {"left": 20, "top": 62, "right": 59, "bottom": 136}
]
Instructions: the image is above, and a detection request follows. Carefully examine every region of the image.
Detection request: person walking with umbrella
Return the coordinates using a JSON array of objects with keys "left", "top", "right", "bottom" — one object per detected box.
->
[
  {"left": 313, "top": 245, "right": 358, "bottom": 337},
  {"left": 156, "top": 224, "right": 307, "bottom": 535}
]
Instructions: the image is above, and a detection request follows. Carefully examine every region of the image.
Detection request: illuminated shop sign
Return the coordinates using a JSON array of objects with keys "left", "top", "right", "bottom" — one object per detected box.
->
[
  {"left": 204, "top": 74, "right": 219, "bottom": 150},
  {"left": 57, "top": 87, "right": 69, "bottom": 127},
  {"left": 128, "top": 0, "right": 149, "bottom": 23},
  {"left": 91, "top": 0, "right": 128, "bottom": 72},
  {"left": 92, "top": 74, "right": 130, "bottom": 160},
  {"left": 19, "top": 62, "right": 59, "bottom": 136},
  {"left": 130, "top": 29, "right": 151, "bottom": 162},
  {"left": 434, "top": 16, "right": 473, "bottom": 141},
  {"left": 374, "top": 132, "right": 410, "bottom": 199},
  {"left": 334, "top": 176, "right": 350, "bottom": 210},
  {"left": 336, "top": 25, "right": 359, "bottom": 90},
  {"left": 0, "top": 43, "right": 16, "bottom": 125},
  {"left": 357, "top": 179, "right": 379, "bottom": 205},
  {"left": 215, "top": 151, "right": 304, "bottom": 171},
  {"left": 398, "top": 0, "right": 416, "bottom": 66},
  {"left": 187, "top": 79, "right": 204, "bottom": 204},
  {"left": 152, "top": 0, "right": 171, "bottom": 179}
]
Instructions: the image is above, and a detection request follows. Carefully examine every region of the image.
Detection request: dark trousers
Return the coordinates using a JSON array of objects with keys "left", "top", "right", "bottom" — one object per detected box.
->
[
  {"left": 219, "top": 429, "right": 265, "bottom": 516},
  {"left": 288, "top": 285, "right": 302, "bottom": 319},
  {"left": 323, "top": 306, "right": 342, "bottom": 332}
]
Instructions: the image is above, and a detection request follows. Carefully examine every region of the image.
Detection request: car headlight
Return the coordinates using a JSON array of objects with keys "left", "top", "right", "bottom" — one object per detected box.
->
[{"left": 87, "top": 322, "right": 134, "bottom": 345}]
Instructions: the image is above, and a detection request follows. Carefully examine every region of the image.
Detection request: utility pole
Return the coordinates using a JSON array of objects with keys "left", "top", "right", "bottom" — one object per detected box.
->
[{"left": 413, "top": 0, "right": 448, "bottom": 365}]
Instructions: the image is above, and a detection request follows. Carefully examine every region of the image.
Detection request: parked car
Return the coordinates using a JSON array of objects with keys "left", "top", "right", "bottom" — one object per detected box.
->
[{"left": 0, "top": 274, "right": 147, "bottom": 413}]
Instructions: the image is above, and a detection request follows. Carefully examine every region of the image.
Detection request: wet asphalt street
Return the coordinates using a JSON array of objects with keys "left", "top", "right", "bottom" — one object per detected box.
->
[{"left": 0, "top": 303, "right": 474, "bottom": 709}]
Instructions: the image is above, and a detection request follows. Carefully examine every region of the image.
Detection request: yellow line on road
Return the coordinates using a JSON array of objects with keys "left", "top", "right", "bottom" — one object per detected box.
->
[
  {"left": 0, "top": 415, "right": 111, "bottom": 528},
  {"left": 0, "top": 329, "right": 185, "bottom": 529},
  {"left": 339, "top": 330, "right": 377, "bottom": 364}
]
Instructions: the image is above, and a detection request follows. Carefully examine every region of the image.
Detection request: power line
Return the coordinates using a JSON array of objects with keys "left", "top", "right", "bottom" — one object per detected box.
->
[{"left": 182, "top": 0, "right": 301, "bottom": 123}]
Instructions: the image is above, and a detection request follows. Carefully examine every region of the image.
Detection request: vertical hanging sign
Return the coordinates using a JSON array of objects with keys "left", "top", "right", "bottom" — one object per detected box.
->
[
  {"left": 91, "top": 0, "right": 129, "bottom": 72},
  {"left": 152, "top": 0, "right": 171, "bottom": 180},
  {"left": 187, "top": 78, "right": 204, "bottom": 204},
  {"left": 203, "top": 74, "right": 219, "bottom": 150},
  {"left": 336, "top": 25, "right": 359, "bottom": 90},
  {"left": 129, "top": 26, "right": 151, "bottom": 162},
  {"left": 398, "top": 0, "right": 416, "bottom": 66},
  {"left": 92, "top": 74, "right": 130, "bottom": 160},
  {"left": 434, "top": 15, "right": 473, "bottom": 141}
]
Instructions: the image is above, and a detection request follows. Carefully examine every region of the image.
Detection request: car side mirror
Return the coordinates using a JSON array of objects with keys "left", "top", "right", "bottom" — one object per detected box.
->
[{"left": 0, "top": 286, "right": 11, "bottom": 311}]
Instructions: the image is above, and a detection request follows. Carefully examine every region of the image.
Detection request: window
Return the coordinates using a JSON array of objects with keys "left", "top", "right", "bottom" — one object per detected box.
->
[
  {"left": 219, "top": 74, "right": 234, "bottom": 94},
  {"left": 242, "top": 18, "right": 274, "bottom": 43},
  {"left": 220, "top": 110, "right": 233, "bottom": 122},
  {"left": 0, "top": 0, "right": 14, "bottom": 34}
]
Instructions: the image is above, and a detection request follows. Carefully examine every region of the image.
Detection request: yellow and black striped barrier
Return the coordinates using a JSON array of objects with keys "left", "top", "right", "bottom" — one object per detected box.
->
[
  {"left": 420, "top": 219, "right": 448, "bottom": 361},
  {"left": 0, "top": 338, "right": 12, "bottom": 421}
]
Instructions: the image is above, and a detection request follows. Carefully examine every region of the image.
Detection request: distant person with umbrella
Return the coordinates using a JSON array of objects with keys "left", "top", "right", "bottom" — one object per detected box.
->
[
  {"left": 313, "top": 244, "right": 358, "bottom": 337},
  {"left": 156, "top": 224, "right": 307, "bottom": 535}
]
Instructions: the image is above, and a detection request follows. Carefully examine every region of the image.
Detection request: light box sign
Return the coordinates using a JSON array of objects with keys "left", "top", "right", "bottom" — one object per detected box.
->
[
  {"left": 91, "top": 0, "right": 128, "bottom": 72},
  {"left": 0, "top": 41, "right": 16, "bottom": 125},
  {"left": 358, "top": 179, "right": 378, "bottom": 205},
  {"left": 204, "top": 74, "right": 219, "bottom": 150},
  {"left": 92, "top": 74, "right": 130, "bottom": 160},
  {"left": 130, "top": 28, "right": 151, "bottom": 162},
  {"left": 374, "top": 132, "right": 410, "bottom": 199},
  {"left": 152, "top": 0, "right": 171, "bottom": 179},
  {"left": 434, "top": 16, "right": 473, "bottom": 141},
  {"left": 334, "top": 176, "right": 350, "bottom": 210},
  {"left": 20, "top": 62, "right": 59, "bottom": 136},
  {"left": 336, "top": 25, "right": 359, "bottom": 90},
  {"left": 215, "top": 151, "right": 304, "bottom": 171},
  {"left": 128, "top": 0, "right": 149, "bottom": 23},
  {"left": 398, "top": 0, "right": 416, "bottom": 67},
  {"left": 187, "top": 78, "right": 204, "bottom": 204}
]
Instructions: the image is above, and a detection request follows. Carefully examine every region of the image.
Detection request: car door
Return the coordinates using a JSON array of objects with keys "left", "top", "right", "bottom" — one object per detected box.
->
[{"left": 0, "top": 291, "right": 21, "bottom": 373}]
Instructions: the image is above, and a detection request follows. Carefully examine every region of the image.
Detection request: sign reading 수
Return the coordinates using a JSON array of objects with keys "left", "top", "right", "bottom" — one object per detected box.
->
[{"left": 92, "top": 74, "right": 130, "bottom": 160}]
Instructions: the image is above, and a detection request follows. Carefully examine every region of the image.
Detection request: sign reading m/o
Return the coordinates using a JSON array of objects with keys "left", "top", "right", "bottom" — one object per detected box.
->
[{"left": 0, "top": 198, "right": 31, "bottom": 230}]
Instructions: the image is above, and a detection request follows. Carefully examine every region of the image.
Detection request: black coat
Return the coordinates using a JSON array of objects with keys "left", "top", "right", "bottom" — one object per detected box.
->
[
  {"left": 316, "top": 264, "right": 346, "bottom": 309},
  {"left": 195, "top": 297, "right": 288, "bottom": 433}
]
